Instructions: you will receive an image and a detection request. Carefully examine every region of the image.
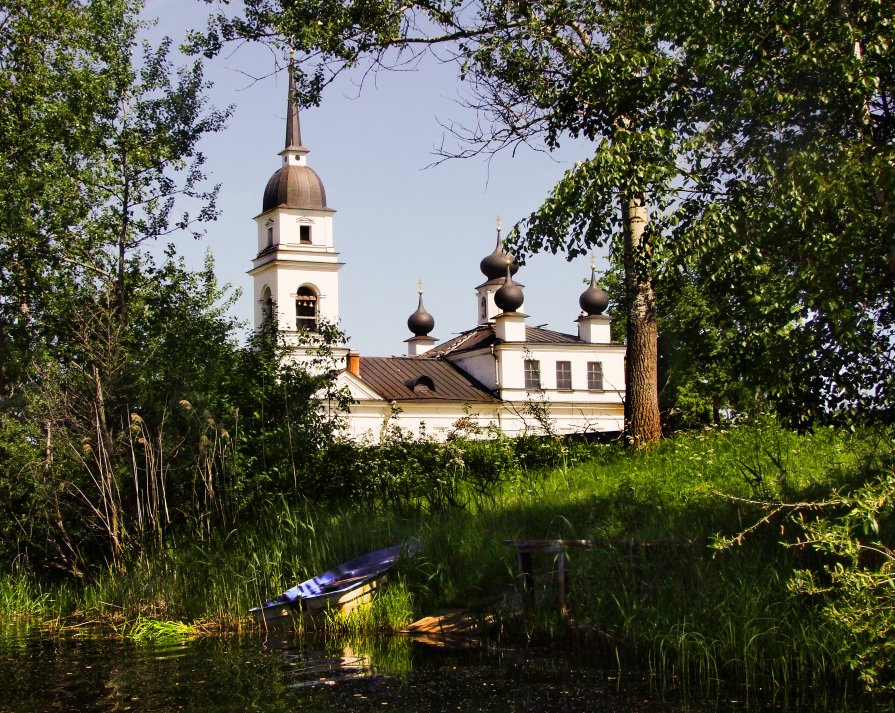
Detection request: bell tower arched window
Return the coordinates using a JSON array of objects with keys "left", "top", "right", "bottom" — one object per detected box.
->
[
  {"left": 260, "top": 285, "right": 273, "bottom": 323},
  {"left": 295, "top": 286, "right": 318, "bottom": 330}
]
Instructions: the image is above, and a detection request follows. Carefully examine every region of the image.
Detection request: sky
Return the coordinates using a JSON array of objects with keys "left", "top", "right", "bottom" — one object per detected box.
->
[{"left": 144, "top": 0, "right": 607, "bottom": 356}]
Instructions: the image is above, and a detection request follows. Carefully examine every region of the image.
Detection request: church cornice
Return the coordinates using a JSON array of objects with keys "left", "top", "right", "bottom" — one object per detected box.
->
[
  {"left": 254, "top": 206, "right": 336, "bottom": 220},
  {"left": 248, "top": 257, "right": 344, "bottom": 276}
]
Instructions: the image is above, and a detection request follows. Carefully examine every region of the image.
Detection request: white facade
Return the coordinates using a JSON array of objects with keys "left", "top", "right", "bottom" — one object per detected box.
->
[
  {"left": 334, "top": 314, "right": 626, "bottom": 442},
  {"left": 249, "top": 209, "right": 342, "bottom": 333},
  {"left": 336, "top": 377, "right": 625, "bottom": 442}
]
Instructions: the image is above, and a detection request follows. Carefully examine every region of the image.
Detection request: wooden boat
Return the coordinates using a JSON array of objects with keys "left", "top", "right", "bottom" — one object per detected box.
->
[{"left": 251, "top": 541, "right": 420, "bottom": 628}]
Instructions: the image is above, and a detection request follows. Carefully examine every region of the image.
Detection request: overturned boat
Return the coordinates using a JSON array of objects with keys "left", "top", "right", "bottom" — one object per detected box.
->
[{"left": 251, "top": 541, "right": 420, "bottom": 628}]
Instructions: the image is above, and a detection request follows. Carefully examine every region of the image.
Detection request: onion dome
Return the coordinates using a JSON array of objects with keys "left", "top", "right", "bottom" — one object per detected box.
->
[
  {"left": 262, "top": 166, "right": 327, "bottom": 212},
  {"left": 579, "top": 266, "right": 610, "bottom": 315},
  {"left": 407, "top": 289, "right": 435, "bottom": 337},
  {"left": 479, "top": 218, "right": 519, "bottom": 280},
  {"left": 494, "top": 264, "right": 524, "bottom": 312}
]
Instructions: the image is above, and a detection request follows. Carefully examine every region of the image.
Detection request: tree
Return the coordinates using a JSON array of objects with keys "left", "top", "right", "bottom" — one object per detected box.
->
[
  {"left": 451, "top": 0, "right": 699, "bottom": 445},
  {"left": 672, "top": 0, "right": 895, "bottom": 427},
  {"left": 0, "top": 0, "right": 237, "bottom": 574},
  {"left": 0, "top": 0, "right": 363, "bottom": 577},
  {"left": 88, "top": 35, "right": 231, "bottom": 314},
  {"left": 0, "top": 0, "right": 132, "bottom": 395}
]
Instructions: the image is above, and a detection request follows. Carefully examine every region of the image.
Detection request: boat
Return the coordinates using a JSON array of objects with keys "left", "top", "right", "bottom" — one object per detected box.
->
[{"left": 251, "top": 540, "right": 420, "bottom": 628}]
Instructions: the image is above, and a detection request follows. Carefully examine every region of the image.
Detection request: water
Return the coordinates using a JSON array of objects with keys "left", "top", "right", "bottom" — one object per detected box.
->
[{"left": 0, "top": 631, "right": 886, "bottom": 712}]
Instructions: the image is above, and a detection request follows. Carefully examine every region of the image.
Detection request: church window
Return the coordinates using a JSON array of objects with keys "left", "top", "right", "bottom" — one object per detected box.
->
[
  {"left": 295, "top": 286, "right": 318, "bottom": 330},
  {"left": 261, "top": 286, "right": 273, "bottom": 322},
  {"left": 524, "top": 359, "right": 541, "bottom": 389},
  {"left": 556, "top": 361, "right": 572, "bottom": 390},
  {"left": 266, "top": 226, "right": 273, "bottom": 247},
  {"left": 587, "top": 361, "right": 604, "bottom": 391},
  {"left": 300, "top": 224, "right": 312, "bottom": 244}
]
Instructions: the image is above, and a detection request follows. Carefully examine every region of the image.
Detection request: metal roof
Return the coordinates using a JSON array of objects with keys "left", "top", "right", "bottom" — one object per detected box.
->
[
  {"left": 358, "top": 357, "right": 499, "bottom": 403},
  {"left": 422, "top": 324, "right": 584, "bottom": 358},
  {"left": 262, "top": 165, "right": 328, "bottom": 212}
]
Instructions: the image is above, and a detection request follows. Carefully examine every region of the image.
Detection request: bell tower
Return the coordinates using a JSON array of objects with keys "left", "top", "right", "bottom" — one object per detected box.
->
[{"left": 248, "top": 65, "right": 344, "bottom": 354}]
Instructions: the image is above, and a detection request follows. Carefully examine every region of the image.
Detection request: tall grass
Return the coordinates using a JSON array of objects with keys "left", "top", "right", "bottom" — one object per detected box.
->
[{"left": 2, "top": 421, "right": 890, "bottom": 692}]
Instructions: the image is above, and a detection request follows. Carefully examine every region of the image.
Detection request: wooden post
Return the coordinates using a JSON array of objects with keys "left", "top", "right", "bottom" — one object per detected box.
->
[
  {"left": 517, "top": 549, "right": 534, "bottom": 603},
  {"left": 556, "top": 549, "right": 569, "bottom": 614}
]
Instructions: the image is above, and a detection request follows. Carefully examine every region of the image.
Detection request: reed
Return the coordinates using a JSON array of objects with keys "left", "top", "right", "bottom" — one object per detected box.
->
[
  {"left": 0, "top": 575, "right": 52, "bottom": 619},
  {"left": 323, "top": 580, "right": 415, "bottom": 635}
]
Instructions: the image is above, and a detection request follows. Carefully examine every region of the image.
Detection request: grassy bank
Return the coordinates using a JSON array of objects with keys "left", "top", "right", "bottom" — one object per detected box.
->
[{"left": 2, "top": 422, "right": 892, "bottom": 691}]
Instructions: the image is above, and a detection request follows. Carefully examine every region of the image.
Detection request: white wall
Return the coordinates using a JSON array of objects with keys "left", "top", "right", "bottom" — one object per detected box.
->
[
  {"left": 340, "top": 398, "right": 624, "bottom": 442},
  {"left": 493, "top": 343, "right": 626, "bottom": 403},
  {"left": 250, "top": 207, "right": 343, "bottom": 331},
  {"left": 449, "top": 350, "right": 498, "bottom": 390}
]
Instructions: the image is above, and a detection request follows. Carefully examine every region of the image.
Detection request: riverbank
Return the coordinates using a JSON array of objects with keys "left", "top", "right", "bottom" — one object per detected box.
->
[{"left": 2, "top": 422, "right": 893, "bottom": 692}]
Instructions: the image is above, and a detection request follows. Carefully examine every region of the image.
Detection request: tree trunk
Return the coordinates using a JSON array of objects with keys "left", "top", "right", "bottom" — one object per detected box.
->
[{"left": 622, "top": 192, "right": 661, "bottom": 446}]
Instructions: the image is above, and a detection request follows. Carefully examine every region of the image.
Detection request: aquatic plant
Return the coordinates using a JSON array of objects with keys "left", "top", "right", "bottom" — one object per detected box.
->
[{"left": 119, "top": 616, "right": 197, "bottom": 643}]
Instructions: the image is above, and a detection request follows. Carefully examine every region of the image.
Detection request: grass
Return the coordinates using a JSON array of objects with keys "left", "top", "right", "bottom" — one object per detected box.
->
[{"left": 1, "top": 421, "right": 891, "bottom": 693}]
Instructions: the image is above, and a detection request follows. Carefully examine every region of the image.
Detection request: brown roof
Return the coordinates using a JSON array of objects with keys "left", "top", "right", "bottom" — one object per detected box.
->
[
  {"left": 262, "top": 165, "right": 329, "bottom": 212},
  {"left": 525, "top": 325, "right": 583, "bottom": 344},
  {"left": 423, "top": 324, "right": 583, "bottom": 358},
  {"left": 358, "top": 357, "right": 499, "bottom": 403}
]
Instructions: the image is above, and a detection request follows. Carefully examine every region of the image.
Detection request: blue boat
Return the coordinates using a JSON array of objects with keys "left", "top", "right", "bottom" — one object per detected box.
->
[{"left": 251, "top": 541, "right": 420, "bottom": 627}]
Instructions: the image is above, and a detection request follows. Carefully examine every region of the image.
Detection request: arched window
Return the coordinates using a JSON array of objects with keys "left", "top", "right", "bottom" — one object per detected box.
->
[
  {"left": 260, "top": 286, "right": 273, "bottom": 322},
  {"left": 295, "top": 286, "right": 318, "bottom": 330}
]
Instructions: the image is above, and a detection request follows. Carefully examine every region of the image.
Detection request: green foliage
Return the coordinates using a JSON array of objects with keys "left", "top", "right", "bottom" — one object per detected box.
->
[
  {"left": 323, "top": 580, "right": 415, "bottom": 634},
  {"left": 667, "top": 0, "right": 895, "bottom": 427},
  {"left": 788, "top": 464, "right": 895, "bottom": 690},
  {"left": 0, "top": 0, "right": 133, "bottom": 393},
  {"left": 0, "top": 0, "right": 357, "bottom": 577}
]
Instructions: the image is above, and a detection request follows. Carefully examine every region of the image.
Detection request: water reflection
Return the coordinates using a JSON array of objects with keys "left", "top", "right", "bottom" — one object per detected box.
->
[
  {"left": 0, "top": 629, "right": 890, "bottom": 712},
  {"left": 263, "top": 635, "right": 377, "bottom": 688}
]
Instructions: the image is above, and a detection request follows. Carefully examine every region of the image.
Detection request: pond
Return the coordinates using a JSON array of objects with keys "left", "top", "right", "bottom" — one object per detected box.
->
[{"left": 0, "top": 630, "right": 887, "bottom": 712}]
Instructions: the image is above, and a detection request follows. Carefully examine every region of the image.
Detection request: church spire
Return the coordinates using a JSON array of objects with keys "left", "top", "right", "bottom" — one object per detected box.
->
[{"left": 285, "top": 61, "right": 305, "bottom": 151}]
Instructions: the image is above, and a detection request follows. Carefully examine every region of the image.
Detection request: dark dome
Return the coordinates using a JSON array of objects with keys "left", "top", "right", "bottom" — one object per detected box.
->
[
  {"left": 579, "top": 271, "right": 609, "bottom": 315},
  {"left": 262, "top": 165, "right": 328, "bottom": 212},
  {"left": 480, "top": 238, "right": 519, "bottom": 281},
  {"left": 407, "top": 295, "right": 435, "bottom": 337},
  {"left": 494, "top": 265, "right": 524, "bottom": 312}
]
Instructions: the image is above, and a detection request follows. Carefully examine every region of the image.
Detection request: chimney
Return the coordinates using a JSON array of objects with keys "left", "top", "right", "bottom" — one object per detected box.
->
[{"left": 346, "top": 351, "right": 360, "bottom": 376}]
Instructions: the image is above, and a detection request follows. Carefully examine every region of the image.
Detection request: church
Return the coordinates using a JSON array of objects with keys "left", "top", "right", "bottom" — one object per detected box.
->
[{"left": 248, "top": 73, "right": 626, "bottom": 441}]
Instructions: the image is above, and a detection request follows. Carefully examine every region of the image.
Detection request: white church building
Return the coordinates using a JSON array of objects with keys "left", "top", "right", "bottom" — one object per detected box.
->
[{"left": 249, "top": 73, "right": 626, "bottom": 441}]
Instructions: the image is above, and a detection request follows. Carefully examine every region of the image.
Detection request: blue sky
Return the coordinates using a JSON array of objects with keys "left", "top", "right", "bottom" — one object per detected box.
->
[{"left": 145, "top": 0, "right": 608, "bottom": 356}]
